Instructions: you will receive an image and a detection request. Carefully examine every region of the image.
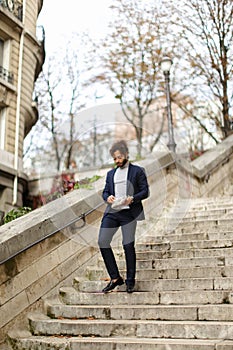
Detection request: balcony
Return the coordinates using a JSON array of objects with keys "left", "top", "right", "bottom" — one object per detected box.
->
[
  {"left": 0, "top": 66, "right": 14, "bottom": 84},
  {"left": 0, "top": 0, "right": 23, "bottom": 21}
]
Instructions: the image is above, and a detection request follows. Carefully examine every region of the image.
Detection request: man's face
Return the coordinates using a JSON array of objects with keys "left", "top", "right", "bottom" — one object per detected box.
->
[{"left": 113, "top": 150, "right": 128, "bottom": 168}]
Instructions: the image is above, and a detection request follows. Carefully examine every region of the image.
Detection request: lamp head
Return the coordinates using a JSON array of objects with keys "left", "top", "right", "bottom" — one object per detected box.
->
[{"left": 160, "top": 57, "right": 173, "bottom": 73}]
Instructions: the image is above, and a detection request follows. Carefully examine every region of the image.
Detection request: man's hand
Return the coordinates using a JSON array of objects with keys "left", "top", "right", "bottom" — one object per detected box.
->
[
  {"left": 124, "top": 196, "right": 134, "bottom": 205},
  {"left": 107, "top": 195, "right": 115, "bottom": 204}
]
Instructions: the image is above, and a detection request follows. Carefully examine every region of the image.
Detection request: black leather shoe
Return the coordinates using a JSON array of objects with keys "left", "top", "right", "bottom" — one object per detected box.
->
[
  {"left": 126, "top": 284, "right": 135, "bottom": 293},
  {"left": 102, "top": 277, "right": 124, "bottom": 293}
]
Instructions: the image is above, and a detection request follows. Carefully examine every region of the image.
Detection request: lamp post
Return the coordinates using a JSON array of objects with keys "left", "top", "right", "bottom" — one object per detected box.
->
[
  {"left": 160, "top": 57, "right": 176, "bottom": 153},
  {"left": 93, "top": 91, "right": 104, "bottom": 166}
]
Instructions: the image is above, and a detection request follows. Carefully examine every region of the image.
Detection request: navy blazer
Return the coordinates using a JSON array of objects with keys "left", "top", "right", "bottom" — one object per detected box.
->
[{"left": 102, "top": 163, "right": 149, "bottom": 221}]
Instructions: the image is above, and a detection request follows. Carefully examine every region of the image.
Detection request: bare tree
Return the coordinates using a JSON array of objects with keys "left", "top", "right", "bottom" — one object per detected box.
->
[
  {"left": 96, "top": 0, "right": 174, "bottom": 157},
  {"left": 29, "top": 35, "right": 88, "bottom": 172},
  {"left": 34, "top": 57, "right": 67, "bottom": 171},
  {"left": 170, "top": 0, "right": 233, "bottom": 138},
  {"left": 63, "top": 38, "right": 86, "bottom": 169}
]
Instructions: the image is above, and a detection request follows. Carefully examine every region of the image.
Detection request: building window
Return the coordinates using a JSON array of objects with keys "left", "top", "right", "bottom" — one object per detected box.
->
[
  {"left": 0, "top": 108, "right": 5, "bottom": 150},
  {"left": 0, "top": 38, "right": 13, "bottom": 84}
]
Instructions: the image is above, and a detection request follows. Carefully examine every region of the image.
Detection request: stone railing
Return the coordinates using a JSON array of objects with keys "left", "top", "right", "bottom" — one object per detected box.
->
[
  {"left": 177, "top": 134, "right": 233, "bottom": 197},
  {"left": 0, "top": 135, "right": 233, "bottom": 345}
]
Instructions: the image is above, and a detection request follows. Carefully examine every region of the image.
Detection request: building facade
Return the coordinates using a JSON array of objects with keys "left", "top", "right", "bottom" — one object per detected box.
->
[{"left": 0, "top": 0, "right": 44, "bottom": 217}]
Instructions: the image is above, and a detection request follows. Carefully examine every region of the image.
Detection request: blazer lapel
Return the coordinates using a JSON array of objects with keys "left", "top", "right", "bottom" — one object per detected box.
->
[
  {"left": 110, "top": 168, "right": 117, "bottom": 195},
  {"left": 127, "top": 163, "right": 134, "bottom": 195}
]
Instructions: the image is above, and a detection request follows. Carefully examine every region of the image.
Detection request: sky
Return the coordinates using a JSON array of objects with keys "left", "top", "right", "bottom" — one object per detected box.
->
[
  {"left": 37, "top": 0, "right": 116, "bottom": 107},
  {"left": 38, "top": 0, "right": 113, "bottom": 56}
]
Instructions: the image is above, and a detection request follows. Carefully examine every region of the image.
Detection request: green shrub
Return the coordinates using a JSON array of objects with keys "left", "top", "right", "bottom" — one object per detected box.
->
[
  {"left": 4, "top": 207, "right": 32, "bottom": 224},
  {"left": 74, "top": 175, "right": 102, "bottom": 190}
]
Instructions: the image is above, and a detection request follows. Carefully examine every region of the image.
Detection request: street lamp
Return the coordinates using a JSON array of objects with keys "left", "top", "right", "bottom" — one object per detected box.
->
[{"left": 160, "top": 57, "right": 176, "bottom": 153}]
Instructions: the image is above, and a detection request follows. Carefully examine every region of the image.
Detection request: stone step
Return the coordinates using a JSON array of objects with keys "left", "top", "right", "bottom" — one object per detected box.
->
[
  {"left": 175, "top": 226, "right": 233, "bottom": 234},
  {"left": 45, "top": 301, "right": 233, "bottom": 321},
  {"left": 156, "top": 203, "right": 233, "bottom": 215},
  {"left": 86, "top": 266, "right": 178, "bottom": 280},
  {"left": 60, "top": 287, "right": 160, "bottom": 305},
  {"left": 136, "top": 241, "right": 170, "bottom": 252},
  {"left": 182, "top": 207, "right": 233, "bottom": 217},
  {"left": 135, "top": 238, "right": 233, "bottom": 252},
  {"left": 153, "top": 230, "right": 233, "bottom": 242},
  {"left": 172, "top": 222, "right": 229, "bottom": 232},
  {"left": 173, "top": 218, "right": 233, "bottom": 231},
  {"left": 168, "top": 204, "right": 232, "bottom": 214},
  {"left": 189, "top": 203, "right": 233, "bottom": 210},
  {"left": 46, "top": 301, "right": 198, "bottom": 321},
  {"left": 188, "top": 207, "right": 233, "bottom": 214},
  {"left": 183, "top": 207, "right": 233, "bottom": 217},
  {"left": 8, "top": 331, "right": 231, "bottom": 350},
  {"left": 74, "top": 277, "right": 233, "bottom": 293},
  {"left": 136, "top": 246, "right": 233, "bottom": 259},
  {"left": 180, "top": 214, "right": 230, "bottom": 222},
  {"left": 27, "top": 313, "right": 233, "bottom": 340},
  {"left": 169, "top": 239, "right": 233, "bottom": 250},
  {"left": 138, "top": 237, "right": 233, "bottom": 248},
  {"left": 178, "top": 211, "right": 232, "bottom": 219},
  {"left": 182, "top": 197, "right": 233, "bottom": 206},
  {"left": 86, "top": 265, "right": 233, "bottom": 281},
  {"left": 116, "top": 256, "right": 229, "bottom": 270},
  {"left": 191, "top": 201, "right": 233, "bottom": 212},
  {"left": 59, "top": 287, "right": 231, "bottom": 305},
  {"left": 165, "top": 224, "right": 233, "bottom": 236},
  {"left": 138, "top": 230, "right": 233, "bottom": 243}
]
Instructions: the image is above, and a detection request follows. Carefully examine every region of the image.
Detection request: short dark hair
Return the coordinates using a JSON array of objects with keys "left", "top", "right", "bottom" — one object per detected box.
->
[{"left": 110, "top": 140, "right": 129, "bottom": 157}]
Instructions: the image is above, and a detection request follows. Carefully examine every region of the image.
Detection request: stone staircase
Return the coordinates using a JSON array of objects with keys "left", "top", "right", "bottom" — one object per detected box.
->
[{"left": 7, "top": 196, "right": 233, "bottom": 349}]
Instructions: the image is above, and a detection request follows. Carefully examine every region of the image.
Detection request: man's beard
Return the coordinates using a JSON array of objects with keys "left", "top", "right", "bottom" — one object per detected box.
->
[{"left": 118, "top": 158, "right": 128, "bottom": 167}]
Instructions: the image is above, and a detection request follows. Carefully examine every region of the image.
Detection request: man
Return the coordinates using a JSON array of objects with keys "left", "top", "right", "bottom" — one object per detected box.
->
[{"left": 98, "top": 140, "right": 149, "bottom": 293}]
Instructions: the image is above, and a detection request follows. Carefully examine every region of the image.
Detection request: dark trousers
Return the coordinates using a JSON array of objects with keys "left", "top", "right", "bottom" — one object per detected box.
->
[{"left": 98, "top": 210, "right": 137, "bottom": 285}]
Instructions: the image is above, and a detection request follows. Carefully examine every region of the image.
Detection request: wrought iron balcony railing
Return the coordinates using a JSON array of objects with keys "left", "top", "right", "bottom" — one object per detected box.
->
[
  {"left": 0, "top": 0, "right": 23, "bottom": 21},
  {"left": 0, "top": 65, "right": 14, "bottom": 84}
]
